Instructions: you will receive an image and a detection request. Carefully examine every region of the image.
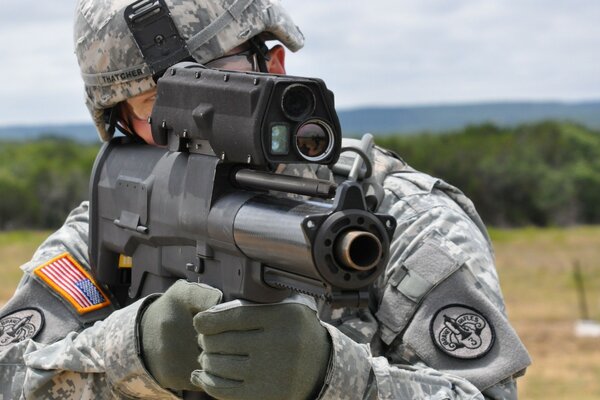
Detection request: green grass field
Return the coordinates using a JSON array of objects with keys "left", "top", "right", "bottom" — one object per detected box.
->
[{"left": 1, "top": 227, "right": 600, "bottom": 399}]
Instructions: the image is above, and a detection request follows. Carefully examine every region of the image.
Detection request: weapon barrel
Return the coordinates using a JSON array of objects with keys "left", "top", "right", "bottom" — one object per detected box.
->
[
  {"left": 335, "top": 231, "right": 382, "bottom": 271},
  {"left": 232, "top": 196, "right": 328, "bottom": 277},
  {"left": 224, "top": 193, "right": 389, "bottom": 291}
]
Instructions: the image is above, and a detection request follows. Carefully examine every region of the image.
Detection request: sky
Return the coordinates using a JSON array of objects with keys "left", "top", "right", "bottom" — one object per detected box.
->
[{"left": 0, "top": 0, "right": 599, "bottom": 126}]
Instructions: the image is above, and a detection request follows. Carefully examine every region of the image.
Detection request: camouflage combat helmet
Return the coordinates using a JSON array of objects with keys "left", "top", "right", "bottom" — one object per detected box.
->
[{"left": 74, "top": 0, "right": 305, "bottom": 141}]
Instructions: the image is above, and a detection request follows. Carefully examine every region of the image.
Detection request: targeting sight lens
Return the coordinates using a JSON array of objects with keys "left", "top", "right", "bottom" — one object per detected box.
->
[
  {"left": 296, "top": 120, "right": 334, "bottom": 162},
  {"left": 281, "top": 84, "right": 316, "bottom": 121}
]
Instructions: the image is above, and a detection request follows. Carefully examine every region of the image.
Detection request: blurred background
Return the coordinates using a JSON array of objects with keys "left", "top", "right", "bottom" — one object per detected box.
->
[{"left": 1, "top": 1, "right": 600, "bottom": 398}]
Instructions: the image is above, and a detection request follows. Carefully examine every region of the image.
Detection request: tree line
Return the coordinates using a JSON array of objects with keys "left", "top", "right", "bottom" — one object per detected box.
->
[
  {"left": 376, "top": 121, "right": 600, "bottom": 226},
  {"left": 0, "top": 120, "right": 599, "bottom": 229},
  {"left": 0, "top": 138, "right": 99, "bottom": 229}
]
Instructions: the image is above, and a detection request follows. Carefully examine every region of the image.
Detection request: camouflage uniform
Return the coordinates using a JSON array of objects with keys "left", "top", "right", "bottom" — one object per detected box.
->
[
  {"left": 0, "top": 144, "right": 530, "bottom": 399},
  {"left": 0, "top": 0, "right": 529, "bottom": 397}
]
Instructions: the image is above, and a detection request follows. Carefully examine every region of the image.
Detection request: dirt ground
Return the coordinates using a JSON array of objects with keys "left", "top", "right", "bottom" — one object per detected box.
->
[{"left": 492, "top": 226, "right": 600, "bottom": 399}]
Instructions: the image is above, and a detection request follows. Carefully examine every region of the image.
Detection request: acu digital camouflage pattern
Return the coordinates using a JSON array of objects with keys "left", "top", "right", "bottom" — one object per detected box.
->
[
  {"left": 0, "top": 149, "right": 529, "bottom": 399},
  {"left": 74, "top": 0, "right": 305, "bottom": 141}
]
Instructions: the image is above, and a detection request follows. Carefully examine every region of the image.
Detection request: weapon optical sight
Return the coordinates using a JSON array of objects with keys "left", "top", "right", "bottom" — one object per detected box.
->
[{"left": 151, "top": 63, "right": 341, "bottom": 167}]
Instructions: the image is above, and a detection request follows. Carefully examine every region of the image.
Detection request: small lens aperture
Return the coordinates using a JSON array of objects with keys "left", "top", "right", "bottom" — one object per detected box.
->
[
  {"left": 270, "top": 124, "right": 290, "bottom": 155},
  {"left": 281, "top": 84, "right": 315, "bottom": 121},
  {"left": 296, "top": 121, "right": 332, "bottom": 161}
]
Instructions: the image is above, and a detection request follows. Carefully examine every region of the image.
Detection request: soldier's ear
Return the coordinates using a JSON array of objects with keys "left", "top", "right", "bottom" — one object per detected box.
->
[{"left": 266, "top": 45, "right": 286, "bottom": 74}]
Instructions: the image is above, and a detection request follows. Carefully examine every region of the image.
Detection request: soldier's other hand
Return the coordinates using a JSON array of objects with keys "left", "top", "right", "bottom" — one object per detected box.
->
[
  {"left": 191, "top": 296, "right": 332, "bottom": 400},
  {"left": 139, "top": 280, "right": 223, "bottom": 391}
]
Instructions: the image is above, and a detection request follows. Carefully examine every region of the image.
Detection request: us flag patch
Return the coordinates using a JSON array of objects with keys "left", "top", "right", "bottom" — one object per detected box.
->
[{"left": 34, "top": 253, "right": 110, "bottom": 314}]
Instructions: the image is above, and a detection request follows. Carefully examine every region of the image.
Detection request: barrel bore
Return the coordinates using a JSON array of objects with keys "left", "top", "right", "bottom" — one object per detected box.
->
[{"left": 335, "top": 231, "right": 383, "bottom": 271}]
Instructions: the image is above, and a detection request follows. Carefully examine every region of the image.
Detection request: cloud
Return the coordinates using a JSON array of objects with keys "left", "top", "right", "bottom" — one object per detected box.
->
[
  {"left": 283, "top": 0, "right": 600, "bottom": 107},
  {"left": 1, "top": 1, "right": 73, "bottom": 26},
  {"left": 0, "top": 3, "right": 86, "bottom": 125},
  {"left": 0, "top": 0, "right": 599, "bottom": 125}
]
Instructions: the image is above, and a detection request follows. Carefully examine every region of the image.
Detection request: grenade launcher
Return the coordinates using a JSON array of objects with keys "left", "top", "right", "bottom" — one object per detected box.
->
[{"left": 89, "top": 63, "right": 396, "bottom": 307}]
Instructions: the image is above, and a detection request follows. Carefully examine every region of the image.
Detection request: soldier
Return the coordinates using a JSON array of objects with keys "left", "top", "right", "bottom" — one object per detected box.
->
[{"left": 0, "top": 0, "right": 531, "bottom": 399}]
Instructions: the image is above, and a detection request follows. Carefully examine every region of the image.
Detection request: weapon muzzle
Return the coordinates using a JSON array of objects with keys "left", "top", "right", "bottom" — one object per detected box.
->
[{"left": 335, "top": 231, "right": 383, "bottom": 271}]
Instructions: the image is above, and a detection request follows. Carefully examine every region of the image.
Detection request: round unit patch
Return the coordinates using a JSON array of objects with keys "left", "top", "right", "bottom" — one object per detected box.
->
[
  {"left": 0, "top": 308, "right": 44, "bottom": 348},
  {"left": 430, "top": 304, "right": 495, "bottom": 359}
]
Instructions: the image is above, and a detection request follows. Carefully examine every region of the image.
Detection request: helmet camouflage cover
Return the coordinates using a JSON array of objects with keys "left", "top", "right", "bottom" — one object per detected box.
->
[{"left": 74, "top": 0, "right": 304, "bottom": 141}]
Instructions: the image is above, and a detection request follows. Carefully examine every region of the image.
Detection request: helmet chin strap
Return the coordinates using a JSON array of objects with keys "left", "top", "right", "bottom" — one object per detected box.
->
[
  {"left": 104, "top": 106, "right": 144, "bottom": 140},
  {"left": 103, "top": 107, "right": 119, "bottom": 138},
  {"left": 249, "top": 37, "right": 271, "bottom": 73}
]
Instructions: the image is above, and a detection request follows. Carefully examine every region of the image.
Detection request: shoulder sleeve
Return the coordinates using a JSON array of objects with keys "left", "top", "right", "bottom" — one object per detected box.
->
[
  {"left": 0, "top": 203, "right": 177, "bottom": 399},
  {"left": 374, "top": 172, "right": 530, "bottom": 391},
  {"left": 20, "top": 297, "right": 178, "bottom": 399},
  {"left": 3, "top": 202, "right": 113, "bottom": 344},
  {"left": 316, "top": 321, "right": 486, "bottom": 400},
  {"left": 316, "top": 168, "right": 530, "bottom": 399}
]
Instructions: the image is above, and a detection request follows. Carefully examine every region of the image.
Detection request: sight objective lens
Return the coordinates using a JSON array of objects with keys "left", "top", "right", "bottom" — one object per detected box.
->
[
  {"left": 281, "top": 84, "right": 316, "bottom": 121},
  {"left": 296, "top": 120, "right": 334, "bottom": 162}
]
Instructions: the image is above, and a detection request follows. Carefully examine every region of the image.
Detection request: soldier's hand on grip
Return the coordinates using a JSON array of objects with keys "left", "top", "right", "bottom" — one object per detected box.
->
[
  {"left": 191, "top": 295, "right": 332, "bottom": 400},
  {"left": 139, "top": 280, "right": 223, "bottom": 391}
]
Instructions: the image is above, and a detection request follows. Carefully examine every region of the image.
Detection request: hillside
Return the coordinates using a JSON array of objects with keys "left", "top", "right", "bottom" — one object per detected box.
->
[
  {"left": 1, "top": 100, "right": 599, "bottom": 141},
  {"left": 339, "top": 100, "right": 600, "bottom": 135},
  {"left": 0, "top": 123, "right": 99, "bottom": 143}
]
